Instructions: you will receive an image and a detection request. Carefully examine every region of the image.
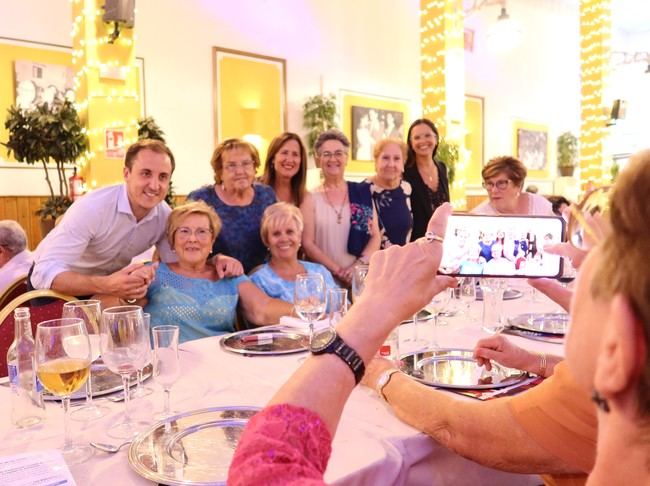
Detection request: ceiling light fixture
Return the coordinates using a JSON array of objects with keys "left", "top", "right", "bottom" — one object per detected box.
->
[{"left": 487, "top": 4, "right": 522, "bottom": 53}]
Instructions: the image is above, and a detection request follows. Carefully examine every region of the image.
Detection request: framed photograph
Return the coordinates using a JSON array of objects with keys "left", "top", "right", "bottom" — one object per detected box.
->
[
  {"left": 213, "top": 47, "right": 287, "bottom": 158},
  {"left": 513, "top": 120, "right": 550, "bottom": 178},
  {"left": 341, "top": 90, "right": 410, "bottom": 174}
]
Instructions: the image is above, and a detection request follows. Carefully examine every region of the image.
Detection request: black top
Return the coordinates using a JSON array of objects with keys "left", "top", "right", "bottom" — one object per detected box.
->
[{"left": 403, "top": 160, "right": 450, "bottom": 241}]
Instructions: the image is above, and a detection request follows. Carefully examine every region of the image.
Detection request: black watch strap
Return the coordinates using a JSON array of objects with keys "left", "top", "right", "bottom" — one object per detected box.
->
[{"left": 329, "top": 337, "right": 365, "bottom": 385}]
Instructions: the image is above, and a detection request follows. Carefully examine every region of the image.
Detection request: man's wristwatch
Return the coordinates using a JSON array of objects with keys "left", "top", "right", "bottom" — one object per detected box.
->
[{"left": 310, "top": 327, "right": 365, "bottom": 384}]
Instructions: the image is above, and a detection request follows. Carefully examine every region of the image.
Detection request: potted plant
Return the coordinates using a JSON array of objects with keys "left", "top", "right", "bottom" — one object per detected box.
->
[
  {"left": 557, "top": 131, "right": 578, "bottom": 177},
  {"left": 436, "top": 137, "right": 459, "bottom": 185},
  {"left": 303, "top": 94, "right": 337, "bottom": 156},
  {"left": 137, "top": 116, "right": 176, "bottom": 207},
  {"left": 3, "top": 99, "right": 88, "bottom": 236}
]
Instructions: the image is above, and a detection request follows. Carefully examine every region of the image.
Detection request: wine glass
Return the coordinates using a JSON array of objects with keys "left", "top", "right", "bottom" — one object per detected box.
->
[
  {"left": 480, "top": 278, "right": 507, "bottom": 334},
  {"left": 458, "top": 277, "right": 477, "bottom": 317},
  {"left": 131, "top": 312, "right": 153, "bottom": 399},
  {"left": 100, "top": 305, "right": 151, "bottom": 439},
  {"left": 62, "top": 299, "right": 109, "bottom": 420},
  {"left": 34, "top": 318, "right": 93, "bottom": 465},
  {"left": 426, "top": 288, "right": 453, "bottom": 348},
  {"left": 327, "top": 288, "right": 348, "bottom": 328},
  {"left": 294, "top": 273, "right": 326, "bottom": 344},
  {"left": 351, "top": 263, "right": 369, "bottom": 304},
  {"left": 152, "top": 325, "right": 180, "bottom": 426}
]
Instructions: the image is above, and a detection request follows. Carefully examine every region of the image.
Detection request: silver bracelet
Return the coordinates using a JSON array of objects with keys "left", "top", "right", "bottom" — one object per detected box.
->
[{"left": 376, "top": 369, "right": 401, "bottom": 402}]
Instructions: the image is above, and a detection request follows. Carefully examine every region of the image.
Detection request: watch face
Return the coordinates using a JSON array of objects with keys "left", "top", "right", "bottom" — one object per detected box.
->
[{"left": 310, "top": 327, "right": 336, "bottom": 353}]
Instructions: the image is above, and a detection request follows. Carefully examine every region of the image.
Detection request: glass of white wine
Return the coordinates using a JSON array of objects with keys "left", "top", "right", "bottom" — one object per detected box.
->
[
  {"left": 152, "top": 325, "right": 180, "bottom": 425},
  {"left": 35, "top": 318, "right": 93, "bottom": 465},
  {"left": 62, "top": 299, "right": 109, "bottom": 420},
  {"left": 294, "top": 273, "right": 326, "bottom": 344},
  {"left": 100, "top": 305, "right": 151, "bottom": 439}
]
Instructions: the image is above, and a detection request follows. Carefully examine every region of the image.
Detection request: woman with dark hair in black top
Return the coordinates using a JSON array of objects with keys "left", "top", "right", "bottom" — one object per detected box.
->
[{"left": 403, "top": 118, "right": 450, "bottom": 240}]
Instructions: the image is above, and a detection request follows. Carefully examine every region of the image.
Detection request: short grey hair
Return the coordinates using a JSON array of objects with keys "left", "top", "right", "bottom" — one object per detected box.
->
[
  {"left": 314, "top": 129, "right": 350, "bottom": 154},
  {"left": 0, "top": 220, "right": 28, "bottom": 256}
]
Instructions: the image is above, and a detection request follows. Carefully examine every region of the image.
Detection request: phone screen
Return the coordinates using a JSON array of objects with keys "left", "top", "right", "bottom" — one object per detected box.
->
[{"left": 438, "top": 214, "right": 565, "bottom": 278}]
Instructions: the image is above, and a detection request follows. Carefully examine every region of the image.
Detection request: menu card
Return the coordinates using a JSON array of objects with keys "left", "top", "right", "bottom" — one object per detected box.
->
[{"left": 0, "top": 450, "right": 76, "bottom": 486}]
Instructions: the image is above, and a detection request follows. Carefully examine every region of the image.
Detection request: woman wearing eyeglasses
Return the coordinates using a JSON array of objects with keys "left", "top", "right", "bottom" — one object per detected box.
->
[
  {"left": 300, "top": 130, "right": 380, "bottom": 286},
  {"left": 188, "top": 138, "right": 276, "bottom": 272},
  {"left": 145, "top": 201, "right": 292, "bottom": 343},
  {"left": 472, "top": 156, "right": 553, "bottom": 216}
]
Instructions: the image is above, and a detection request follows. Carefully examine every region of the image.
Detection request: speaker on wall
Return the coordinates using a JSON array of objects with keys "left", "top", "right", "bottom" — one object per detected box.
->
[{"left": 103, "top": 0, "right": 135, "bottom": 28}]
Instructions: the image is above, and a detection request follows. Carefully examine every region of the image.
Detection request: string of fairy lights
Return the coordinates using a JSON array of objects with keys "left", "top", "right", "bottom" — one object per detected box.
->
[{"left": 69, "top": 0, "right": 140, "bottom": 172}]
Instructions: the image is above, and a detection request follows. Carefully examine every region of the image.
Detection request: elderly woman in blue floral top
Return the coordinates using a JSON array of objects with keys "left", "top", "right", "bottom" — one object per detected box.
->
[
  {"left": 365, "top": 138, "right": 413, "bottom": 248},
  {"left": 188, "top": 138, "right": 276, "bottom": 273},
  {"left": 300, "top": 130, "right": 380, "bottom": 286}
]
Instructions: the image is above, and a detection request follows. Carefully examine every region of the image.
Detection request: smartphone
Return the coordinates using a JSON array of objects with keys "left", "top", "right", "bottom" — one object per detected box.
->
[{"left": 438, "top": 214, "right": 566, "bottom": 278}]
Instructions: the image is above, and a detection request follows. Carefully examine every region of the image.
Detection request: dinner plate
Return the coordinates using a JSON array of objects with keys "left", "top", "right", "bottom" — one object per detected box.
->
[
  {"left": 129, "top": 406, "right": 260, "bottom": 486},
  {"left": 220, "top": 328, "right": 309, "bottom": 356},
  {"left": 400, "top": 348, "right": 528, "bottom": 389},
  {"left": 43, "top": 361, "right": 152, "bottom": 401},
  {"left": 508, "top": 313, "right": 568, "bottom": 335},
  {"left": 475, "top": 288, "right": 523, "bottom": 301}
]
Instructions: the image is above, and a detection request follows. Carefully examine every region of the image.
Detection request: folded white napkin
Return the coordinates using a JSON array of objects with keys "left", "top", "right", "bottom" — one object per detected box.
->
[{"left": 279, "top": 316, "right": 331, "bottom": 332}]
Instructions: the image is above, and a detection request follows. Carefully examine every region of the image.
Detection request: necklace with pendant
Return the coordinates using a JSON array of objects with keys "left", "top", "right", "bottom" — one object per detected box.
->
[{"left": 323, "top": 186, "right": 348, "bottom": 224}]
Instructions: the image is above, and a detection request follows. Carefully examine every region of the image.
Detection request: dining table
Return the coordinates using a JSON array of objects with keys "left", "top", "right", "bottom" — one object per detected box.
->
[{"left": 0, "top": 281, "right": 567, "bottom": 485}]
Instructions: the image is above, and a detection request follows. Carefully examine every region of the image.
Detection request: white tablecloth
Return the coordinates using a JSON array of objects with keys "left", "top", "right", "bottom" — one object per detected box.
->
[{"left": 0, "top": 282, "right": 563, "bottom": 485}]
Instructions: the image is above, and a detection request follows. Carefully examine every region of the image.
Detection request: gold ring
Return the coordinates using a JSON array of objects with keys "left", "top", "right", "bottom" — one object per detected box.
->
[{"left": 425, "top": 231, "right": 444, "bottom": 244}]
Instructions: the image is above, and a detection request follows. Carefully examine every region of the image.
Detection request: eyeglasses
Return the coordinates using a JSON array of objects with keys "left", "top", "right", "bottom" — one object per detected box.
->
[
  {"left": 319, "top": 150, "right": 348, "bottom": 160},
  {"left": 223, "top": 160, "right": 255, "bottom": 172},
  {"left": 482, "top": 179, "right": 511, "bottom": 190},
  {"left": 567, "top": 185, "right": 611, "bottom": 249},
  {"left": 176, "top": 227, "right": 213, "bottom": 241}
]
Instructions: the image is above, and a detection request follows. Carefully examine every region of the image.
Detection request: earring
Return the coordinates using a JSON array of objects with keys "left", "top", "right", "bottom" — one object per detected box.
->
[{"left": 591, "top": 389, "right": 610, "bottom": 413}]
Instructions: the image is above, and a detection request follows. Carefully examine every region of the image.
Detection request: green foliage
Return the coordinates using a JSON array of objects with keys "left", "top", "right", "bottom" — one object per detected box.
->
[
  {"left": 436, "top": 138, "right": 459, "bottom": 185},
  {"left": 137, "top": 116, "right": 166, "bottom": 142},
  {"left": 557, "top": 131, "right": 578, "bottom": 168},
  {"left": 303, "top": 94, "right": 337, "bottom": 156},
  {"left": 3, "top": 100, "right": 88, "bottom": 219}
]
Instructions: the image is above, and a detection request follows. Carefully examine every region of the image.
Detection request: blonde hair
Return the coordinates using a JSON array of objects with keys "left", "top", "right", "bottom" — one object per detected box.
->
[
  {"left": 166, "top": 200, "right": 222, "bottom": 247},
  {"left": 590, "top": 149, "right": 650, "bottom": 416},
  {"left": 260, "top": 202, "right": 304, "bottom": 247},
  {"left": 210, "top": 138, "right": 260, "bottom": 184},
  {"left": 373, "top": 138, "right": 407, "bottom": 161},
  {"left": 482, "top": 156, "right": 527, "bottom": 189}
]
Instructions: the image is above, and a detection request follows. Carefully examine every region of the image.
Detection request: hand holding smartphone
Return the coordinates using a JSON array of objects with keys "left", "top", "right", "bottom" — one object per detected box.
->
[{"left": 438, "top": 214, "right": 565, "bottom": 278}]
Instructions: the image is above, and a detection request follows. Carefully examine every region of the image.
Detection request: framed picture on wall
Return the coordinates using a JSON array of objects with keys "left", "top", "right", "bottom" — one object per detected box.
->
[
  {"left": 512, "top": 120, "right": 550, "bottom": 178},
  {"left": 341, "top": 90, "right": 410, "bottom": 175}
]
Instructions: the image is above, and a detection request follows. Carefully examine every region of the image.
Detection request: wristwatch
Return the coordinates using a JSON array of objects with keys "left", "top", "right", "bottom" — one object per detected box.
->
[
  {"left": 310, "top": 327, "right": 365, "bottom": 384},
  {"left": 376, "top": 368, "right": 401, "bottom": 401}
]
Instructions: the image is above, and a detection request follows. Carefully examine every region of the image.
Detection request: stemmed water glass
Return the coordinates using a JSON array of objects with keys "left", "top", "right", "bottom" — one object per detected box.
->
[
  {"left": 152, "top": 325, "right": 181, "bottom": 426},
  {"left": 327, "top": 288, "right": 348, "bottom": 328},
  {"left": 426, "top": 288, "right": 453, "bottom": 349},
  {"left": 62, "top": 299, "right": 109, "bottom": 420},
  {"left": 294, "top": 273, "right": 326, "bottom": 344},
  {"left": 351, "top": 264, "right": 369, "bottom": 304},
  {"left": 458, "top": 277, "right": 477, "bottom": 317},
  {"left": 35, "top": 318, "right": 93, "bottom": 465},
  {"left": 100, "top": 305, "right": 151, "bottom": 439},
  {"left": 131, "top": 312, "right": 153, "bottom": 399}
]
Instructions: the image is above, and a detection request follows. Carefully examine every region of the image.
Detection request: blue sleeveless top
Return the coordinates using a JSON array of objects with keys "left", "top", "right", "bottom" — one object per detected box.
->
[{"left": 250, "top": 261, "right": 338, "bottom": 303}]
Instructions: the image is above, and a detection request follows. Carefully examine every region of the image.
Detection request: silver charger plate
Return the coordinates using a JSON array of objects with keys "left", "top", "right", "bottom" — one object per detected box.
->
[
  {"left": 476, "top": 288, "right": 523, "bottom": 301},
  {"left": 508, "top": 313, "right": 569, "bottom": 335},
  {"left": 43, "top": 361, "right": 152, "bottom": 401},
  {"left": 129, "top": 406, "right": 260, "bottom": 486},
  {"left": 220, "top": 328, "right": 309, "bottom": 356},
  {"left": 400, "top": 348, "right": 528, "bottom": 389}
]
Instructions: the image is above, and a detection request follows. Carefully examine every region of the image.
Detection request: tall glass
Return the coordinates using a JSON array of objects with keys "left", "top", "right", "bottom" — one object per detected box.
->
[
  {"left": 100, "top": 305, "right": 150, "bottom": 439},
  {"left": 327, "top": 288, "right": 348, "bottom": 328},
  {"left": 131, "top": 313, "right": 153, "bottom": 399},
  {"left": 458, "top": 277, "right": 477, "bottom": 317},
  {"left": 62, "top": 299, "right": 109, "bottom": 420},
  {"left": 35, "top": 318, "right": 93, "bottom": 465},
  {"left": 152, "top": 325, "right": 180, "bottom": 426},
  {"left": 426, "top": 288, "right": 452, "bottom": 348},
  {"left": 351, "top": 263, "right": 369, "bottom": 304},
  {"left": 480, "top": 278, "right": 507, "bottom": 334},
  {"left": 294, "top": 273, "right": 326, "bottom": 344}
]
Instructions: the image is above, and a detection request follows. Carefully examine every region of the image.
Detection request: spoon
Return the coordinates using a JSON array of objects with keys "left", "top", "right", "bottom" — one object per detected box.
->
[{"left": 90, "top": 440, "right": 132, "bottom": 453}]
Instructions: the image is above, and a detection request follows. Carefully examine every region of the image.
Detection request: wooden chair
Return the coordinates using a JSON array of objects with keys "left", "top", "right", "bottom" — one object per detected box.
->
[
  {"left": 0, "top": 289, "right": 75, "bottom": 377},
  {"left": 0, "top": 275, "right": 28, "bottom": 310}
]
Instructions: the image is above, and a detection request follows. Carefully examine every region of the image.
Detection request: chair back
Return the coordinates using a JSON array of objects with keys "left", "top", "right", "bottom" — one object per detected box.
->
[
  {"left": 0, "top": 275, "right": 28, "bottom": 310},
  {"left": 0, "top": 289, "right": 75, "bottom": 377}
]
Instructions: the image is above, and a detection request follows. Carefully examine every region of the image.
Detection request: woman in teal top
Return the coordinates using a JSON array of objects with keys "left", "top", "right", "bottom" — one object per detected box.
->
[
  {"left": 250, "top": 202, "right": 340, "bottom": 303},
  {"left": 145, "top": 201, "right": 293, "bottom": 343}
]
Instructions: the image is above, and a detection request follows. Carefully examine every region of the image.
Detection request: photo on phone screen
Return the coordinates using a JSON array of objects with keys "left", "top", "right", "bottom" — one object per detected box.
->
[{"left": 438, "top": 214, "right": 565, "bottom": 278}]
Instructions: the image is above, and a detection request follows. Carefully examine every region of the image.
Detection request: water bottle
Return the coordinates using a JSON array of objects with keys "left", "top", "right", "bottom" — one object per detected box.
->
[
  {"left": 379, "top": 328, "right": 400, "bottom": 367},
  {"left": 7, "top": 307, "right": 45, "bottom": 428}
]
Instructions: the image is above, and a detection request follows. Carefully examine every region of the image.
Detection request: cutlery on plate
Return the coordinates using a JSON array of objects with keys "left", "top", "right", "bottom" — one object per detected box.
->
[{"left": 90, "top": 440, "right": 132, "bottom": 453}]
